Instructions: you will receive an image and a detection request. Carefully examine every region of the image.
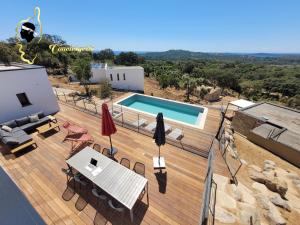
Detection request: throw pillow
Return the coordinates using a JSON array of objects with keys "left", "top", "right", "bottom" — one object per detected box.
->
[
  {"left": 2, "top": 125, "right": 12, "bottom": 132},
  {"left": 29, "top": 114, "right": 39, "bottom": 123}
]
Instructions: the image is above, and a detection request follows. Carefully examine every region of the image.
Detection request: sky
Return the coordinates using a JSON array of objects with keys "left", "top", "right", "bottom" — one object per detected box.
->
[{"left": 1, "top": 0, "right": 300, "bottom": 53}]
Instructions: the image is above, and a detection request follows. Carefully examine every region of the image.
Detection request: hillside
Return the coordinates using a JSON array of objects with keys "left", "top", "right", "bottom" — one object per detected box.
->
[{"left": 140, "top": 50, "right": 300, "bottom": 64}]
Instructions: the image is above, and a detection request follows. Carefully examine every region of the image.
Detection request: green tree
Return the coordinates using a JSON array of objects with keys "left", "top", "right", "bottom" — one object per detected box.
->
[
  {"left": 182, "top": 62, "right": 195, "bottom": 74},
  {"left": 143, "top": 64, "right": 153, "bottom": 77},
  {"left": 114, "top": 51, "right": 139, "bottom": 66},
  {"left": 0, "top": 42, "right": 19, "bottom": 65},
  {"left": 215, "top": 72, "right": 241, "bottom": 93},
  {"left": 199, "top": 87, "right": 209, "bottom": 99},
  {"left": 287, "top": 95, "right": 300, "bottom": 109},
  {"left": 99, "top": 79, "right": 112, "bottom": 99},
  {"left": 93, "top": 48, "right": 115, "bottom": 62},
  {"left": 71, "top": 58, "right": 92, "bottom": 96},
  {"left": 180, "top": 74, "right": 203, "bottom": 101}
]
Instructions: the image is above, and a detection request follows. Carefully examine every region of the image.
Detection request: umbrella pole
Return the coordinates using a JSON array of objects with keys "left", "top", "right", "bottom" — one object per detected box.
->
[
  {"left": 109, "top": 136, "right": 113, "bottom": 153},
  {"left": 158, "top": 146, "right": 160, "bottom": 165}
]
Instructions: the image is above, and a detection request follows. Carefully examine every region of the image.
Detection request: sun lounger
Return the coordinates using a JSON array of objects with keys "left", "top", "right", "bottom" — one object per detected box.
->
[
  {"left": 145, "top": 122, "right": 172, "bottom": 132},
  {"left": 65, "top": 133, "right": 94, "bottom": 150},
  {"left": 63, "top": 121, "right": 87, "bottom": 135},
  {"left": 132, "top": 119, "right": 148, "bottom": 127},
  {"left": 164, "top": 124, "right": 172, "bottom": 133},
  {"left": 167, "top": 128, "right": 184, "bottom": 140},
  {"left": 109, "top": 109, "right": 122, "bottom": 118},
  {"left": 62, "top": 121, "right": 88, "bottom": 142},
  {"left": 144, "top": 122, "right": 156, "bottom": 132}
]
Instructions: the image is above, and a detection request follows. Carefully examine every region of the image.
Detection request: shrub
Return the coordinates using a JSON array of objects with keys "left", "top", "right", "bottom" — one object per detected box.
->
[
  {"left": 287, "top": 95, "right": 300, "bottom": 109},
  {"left": 99, "top": 79, "right": 112, "bottom": 99},
  {"left": 199, "top": 88, "right": 209, "bottom": 99}
]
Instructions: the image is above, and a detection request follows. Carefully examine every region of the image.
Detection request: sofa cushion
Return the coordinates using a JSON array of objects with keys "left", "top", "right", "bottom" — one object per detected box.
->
[
  {"left": 1, "top": 125, "right": 12, "bottom": 132},
  {"left": 29, "top": 114, "right": 39, "bottom": 123},
  {"left": 11, "top": 127, "right": 22, "bottom": 132},
  {"left": 1, "top": 120, "right": 17, "bottom": 128},
  {"left": 2, "top": 136, "right": 19, "bottom": 146},
  {"left": 16, "top": 117, "right": 30, "bottom": 127},
  {"left": 20, "top": 123, "right": 36, "bottom": 132},
  {"left": 16, "top": 134, "right": 32, "bottom": 144},
  {"left": 11, "top": 130, "right": 27, "bottom": 138},
  {"left": 0, "top": 129, "right": 12, "bottom": 138}
]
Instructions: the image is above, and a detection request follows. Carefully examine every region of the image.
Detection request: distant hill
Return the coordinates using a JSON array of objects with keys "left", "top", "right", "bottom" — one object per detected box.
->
[{"left": 139, "top": 50, "right": 300, "bottom": 64}]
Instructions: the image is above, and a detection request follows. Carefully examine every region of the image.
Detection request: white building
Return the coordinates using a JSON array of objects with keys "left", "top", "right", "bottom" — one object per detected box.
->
[
  {"left": 90, "top": 63, "right": 144, "bottom": 92},
  {"left": 0, "top": 63, "right": 59, "bottom": 123}
]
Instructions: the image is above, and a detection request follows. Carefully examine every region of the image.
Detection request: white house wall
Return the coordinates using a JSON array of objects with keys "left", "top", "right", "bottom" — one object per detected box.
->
[
  {"left": 89, "top": 66, "right": 144, "bottom": 92},
  {"left": 90, "top": 67, "right": 107, "bottom": 83},
  {"left": 106, "top": 67, "right": 144, "bottom": 91},
  {"left": 0, "top": 68, "right": 59, "bottom": 123}
]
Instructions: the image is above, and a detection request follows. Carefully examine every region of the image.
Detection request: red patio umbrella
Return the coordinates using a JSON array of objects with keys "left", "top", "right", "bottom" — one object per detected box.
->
[{"left": 101, "top": 103, "right": 117, "bottom": 154}]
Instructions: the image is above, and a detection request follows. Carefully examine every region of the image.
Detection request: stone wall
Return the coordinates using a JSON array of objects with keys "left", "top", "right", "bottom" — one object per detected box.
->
[{"left": 231, "top": 111, "right": 263, "bottom": 137}]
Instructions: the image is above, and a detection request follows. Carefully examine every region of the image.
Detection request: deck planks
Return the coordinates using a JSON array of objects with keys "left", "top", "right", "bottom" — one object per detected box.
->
[{"left": 0, "top": 102, "right": 228, "bottom": 225}]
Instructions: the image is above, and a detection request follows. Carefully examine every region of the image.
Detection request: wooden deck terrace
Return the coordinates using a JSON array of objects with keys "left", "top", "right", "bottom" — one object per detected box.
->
[{"left": 0, "top": 103, "right": 228, "bottom": 225}]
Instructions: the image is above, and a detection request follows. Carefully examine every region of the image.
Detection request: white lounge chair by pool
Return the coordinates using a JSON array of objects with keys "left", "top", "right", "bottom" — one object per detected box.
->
[
  {"left": 109, "top": 109, "right": 122, "bottom": 118},
  {"left": 132, "top": 119, "right": 148, "bottom": 127},
  {"left": 144, "top": 122, "right": 156, "bottom": 132},
  {"left": 164, "top": 124, "right": 172, "bottom": 133},
  {"left": 167, "top": 128, "right": 184, "bottom": 140},
  {"left": 145, "top": 122, "right": 172, "bottom": 132}
]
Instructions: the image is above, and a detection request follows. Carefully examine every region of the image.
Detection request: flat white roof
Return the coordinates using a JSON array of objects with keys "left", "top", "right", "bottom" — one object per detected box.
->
[
  {"left": 0, "top": 63, "right": 44, "bottom": 72},
  {"left": 0, "top": 65, "right": 20, "bottom": 70},
  {"left": 230, "top": 99, "right": 255, "bottom": 108},
  {"left": 108, "top": 66, "right": 143, "bottom": 70}
]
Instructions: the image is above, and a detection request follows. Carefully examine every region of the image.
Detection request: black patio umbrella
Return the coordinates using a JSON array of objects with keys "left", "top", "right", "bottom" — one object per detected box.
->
[{"left": 153, "top": 113, "right": 166, "bottom": 164}]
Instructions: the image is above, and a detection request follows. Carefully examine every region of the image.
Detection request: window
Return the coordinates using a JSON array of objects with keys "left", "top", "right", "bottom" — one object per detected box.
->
[
  {"left": 123, "top": 73, "right": 126, "bottom": 80},
  {"left": 117, "top": 73, "right": 119, "bottom": 81},
  {"left": 110, "top": 74, "right": 113, "bottom": 81},
  {"left": 16, "top": 93, "right": 31, "bottom": 107}
]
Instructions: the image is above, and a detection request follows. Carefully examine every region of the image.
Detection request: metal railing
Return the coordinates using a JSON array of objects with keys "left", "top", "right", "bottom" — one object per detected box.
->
[
  {"left": 199, "top": 141, "right": 217, "bottom": 225},
  {"left": 54, "top": 89, "right": 215, "bottom": 158}
]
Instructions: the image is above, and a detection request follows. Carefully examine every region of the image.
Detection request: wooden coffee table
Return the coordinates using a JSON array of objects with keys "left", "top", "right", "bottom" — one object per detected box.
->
[{"left": 37, "top": 122, "right": 60, "bottom": 135}]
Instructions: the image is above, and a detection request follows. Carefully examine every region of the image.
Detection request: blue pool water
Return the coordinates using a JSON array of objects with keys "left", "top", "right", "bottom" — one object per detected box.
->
[{"left": 118, "top": 94, "right": 204, "bottom": 125}]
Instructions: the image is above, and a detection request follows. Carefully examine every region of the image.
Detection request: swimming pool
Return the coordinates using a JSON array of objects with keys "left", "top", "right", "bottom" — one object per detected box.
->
[{"left": 114, "top": 94, "right": 208, "bottom": 129}]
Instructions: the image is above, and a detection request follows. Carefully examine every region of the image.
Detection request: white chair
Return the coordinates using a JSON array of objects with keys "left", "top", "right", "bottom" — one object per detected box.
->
[
  {"left": 109, "top": 109, "right": 122, "bottom": 118},
  {"left": 164, "top": 124, "right": 172, "bottom": 133},
  {"left": 167, "top": 128, "right": 184, "bottom": 140},
  {"left": 144, "top": 122, "right": 156, "bottom": 132},
  {"left": 132, "top": 119, "right": 147, "bottom": 127}
]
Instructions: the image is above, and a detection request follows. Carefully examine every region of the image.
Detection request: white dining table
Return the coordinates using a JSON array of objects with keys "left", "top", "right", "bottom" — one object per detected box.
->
[{"left": 66, "top": 146, "right": 148, "bottom": 222}]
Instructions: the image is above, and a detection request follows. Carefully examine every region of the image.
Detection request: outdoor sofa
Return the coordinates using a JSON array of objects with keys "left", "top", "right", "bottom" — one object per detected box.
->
[{"left": 0, "top": 111, "right": 50, "bottom": 153}]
